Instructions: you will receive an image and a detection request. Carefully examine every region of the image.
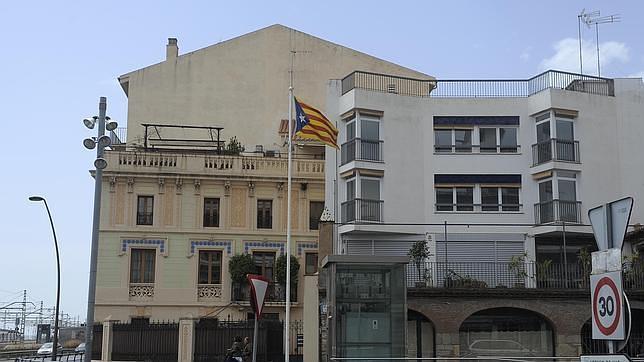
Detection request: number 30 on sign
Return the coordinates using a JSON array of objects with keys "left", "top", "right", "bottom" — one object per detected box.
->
[{"left": 590, "top": 271, "right": 625, "bottom": 340}]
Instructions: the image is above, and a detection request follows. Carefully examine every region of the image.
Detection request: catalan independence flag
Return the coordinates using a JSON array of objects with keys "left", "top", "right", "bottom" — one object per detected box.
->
[{"left": 294, "top": 97, "right": 339, "bottom": 149}]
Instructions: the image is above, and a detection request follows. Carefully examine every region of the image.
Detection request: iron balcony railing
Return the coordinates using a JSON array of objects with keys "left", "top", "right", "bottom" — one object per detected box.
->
[
  {"left": 341, "top": 69, "right": 615, "bottom": 97},
  {"left": 340, "top": 138, "right": 384, "bottom": 165},
  {"left": 534, "top": 199, "right": 582, "bottom": 224},
  {"left": 110, "top": 127, "right": 127, "bottom": 146},
  {"left": 532, "top": 138, "right": 580, "bottom": 166},
  {"left": 407, "top": 261, "right": 644, "bottom": 290},
  {"left": 231, "top": 282, "right": 297, "bottom": 303},
  {"left": 341, "top": 198, "right": 383, "bottom": 223}
]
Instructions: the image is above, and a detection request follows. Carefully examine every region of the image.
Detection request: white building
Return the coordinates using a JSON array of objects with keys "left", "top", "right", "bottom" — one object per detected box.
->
[
  {"left": 321, "top": 70, "right": 644, "bottom": 358},
  {"left": 326, "top": 71, "right": 644, "bottom": 266}
]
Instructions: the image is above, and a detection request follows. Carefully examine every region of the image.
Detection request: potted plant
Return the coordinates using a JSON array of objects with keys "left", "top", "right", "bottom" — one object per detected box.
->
[
  {"left": 578, "top": 248, "right": 592, "bottom": 287},
  {"left": 408, "top": 239, "right": 431, "bottom": 287},
  {"left": 225, "top": 136, "right": 245, "bottom": 155},
  {"left": 536, "top": 259, "right": 553, "bottom": 288},
  {"left": 508, "top": 252, "right": 529, "bottom": 287},
  {"left": 275, "top": 254, "right": 300, "bottom": 300},
  {"left": 228, "top": 254, "right": 256, "bottom": 300}
]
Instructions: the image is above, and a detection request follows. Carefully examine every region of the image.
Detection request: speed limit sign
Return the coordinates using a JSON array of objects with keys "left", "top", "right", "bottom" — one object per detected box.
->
[{"left": 591, "top": 271, "right": 625, "bottom": 340}]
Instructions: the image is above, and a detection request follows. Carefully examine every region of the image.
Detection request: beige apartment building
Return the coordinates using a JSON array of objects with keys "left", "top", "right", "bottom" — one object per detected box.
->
[{"left": 94, "top": 24, "right": 430, "bottom": 327}]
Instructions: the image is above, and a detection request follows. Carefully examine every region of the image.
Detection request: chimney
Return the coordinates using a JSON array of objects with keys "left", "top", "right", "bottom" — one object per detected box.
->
[{"left": 166, "top": 38, "right": 178, "bottom": 60}]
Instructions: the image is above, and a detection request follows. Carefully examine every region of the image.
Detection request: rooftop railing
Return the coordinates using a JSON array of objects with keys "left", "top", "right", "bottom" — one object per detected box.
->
[{"left": 341, "top": 70, "right": 615, "bottom": 97}]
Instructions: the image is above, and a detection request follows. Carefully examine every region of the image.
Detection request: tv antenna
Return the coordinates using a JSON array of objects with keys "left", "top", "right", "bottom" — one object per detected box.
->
[{"left": 579, "top": 10, "right": 621, "bottom": 77}]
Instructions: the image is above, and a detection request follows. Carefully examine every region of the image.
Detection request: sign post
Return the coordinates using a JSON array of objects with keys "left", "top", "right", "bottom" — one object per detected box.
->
[
  {"left": 588, "top": 197, "right": 634, "bottom": 355},
  {"left": 247, "top": 274, "right": 269, "bottom": 362}
]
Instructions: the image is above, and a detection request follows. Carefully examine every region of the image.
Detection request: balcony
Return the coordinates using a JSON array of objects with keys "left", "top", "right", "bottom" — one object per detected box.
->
[
  {"left": 342, "top": 70, "right": 614, "bottom": 98},
  {"left": 407, "top": 261, "right": 644, "bottom": 291},
  {"left": 534, "top": 200, "right": 582, "bottom": 224},
  {"left": 341, "top": 198, "right": 383, "bottom": 223},
  {"left": 231, "top": 282, "right": 297, "bottom": 304},
  {"left": 103, "top": 151, "right": 325, "bottom": 181},
  {"left": 340, "top": 138, "right": 384, "bottom": 165},
  {"left": 532, "top": 138, "right": 580, "bottom": 166}
]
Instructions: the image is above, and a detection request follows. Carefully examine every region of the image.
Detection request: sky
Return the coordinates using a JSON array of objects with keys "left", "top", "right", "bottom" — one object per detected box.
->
[{"left": 0, "top": 0, "right": 643, "bottom": 322}]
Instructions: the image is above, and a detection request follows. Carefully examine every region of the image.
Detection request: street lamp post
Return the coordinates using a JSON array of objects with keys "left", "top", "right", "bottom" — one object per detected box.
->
[
  {"left": 82, "top": 97, "right": 117, "bottom": 362},
  {"left": 29, "top": 196, "right": 61, "bottom": 361}
]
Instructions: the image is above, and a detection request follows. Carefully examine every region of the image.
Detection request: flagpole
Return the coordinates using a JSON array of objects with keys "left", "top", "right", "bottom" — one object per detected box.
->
[{"left": 285, "top": 51, "right": 295, "bottom": 362}]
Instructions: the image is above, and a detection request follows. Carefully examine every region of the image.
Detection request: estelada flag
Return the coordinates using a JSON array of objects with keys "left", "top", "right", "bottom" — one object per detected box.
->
[{"left": 294, "top": 97, "right": 339, "bottom": 149}]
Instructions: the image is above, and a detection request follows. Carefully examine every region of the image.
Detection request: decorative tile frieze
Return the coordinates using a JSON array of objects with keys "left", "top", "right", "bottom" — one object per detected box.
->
[
  {"left": 189, "top": 240, "right": 232, "bottom": 256},
  {"left": 297, "top": 242, "right": 318, "bottom": 256},
  {"left": 244, "top": 241, "right": 285, "bottom": 255},
  {"left": 120, "top": 239, "right": 167, "bottom": 256}
]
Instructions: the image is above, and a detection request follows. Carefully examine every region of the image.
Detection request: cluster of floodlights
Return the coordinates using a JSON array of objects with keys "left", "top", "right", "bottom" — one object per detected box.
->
[{"left": 82, "top": 116, "right": 118, "bottom": 169}]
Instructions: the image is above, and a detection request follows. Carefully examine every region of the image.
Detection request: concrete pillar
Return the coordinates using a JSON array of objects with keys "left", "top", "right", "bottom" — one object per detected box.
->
[
  {"left": 303, "top": 275, "right": 319, "bottom": 362},
  {"left": 101, "top": 320, "right": 114, "bottom": 361},
  {"left": 178, "top": 318, "right": 196, "bottom": 362},
  {"left": 166, "top": 38, "right": 178, "bottom": 60}
]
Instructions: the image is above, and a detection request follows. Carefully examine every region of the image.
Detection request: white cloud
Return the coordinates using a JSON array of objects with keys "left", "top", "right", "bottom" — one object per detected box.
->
[{"left": 540, "top": 38, "right": 629, "bottom": 75}]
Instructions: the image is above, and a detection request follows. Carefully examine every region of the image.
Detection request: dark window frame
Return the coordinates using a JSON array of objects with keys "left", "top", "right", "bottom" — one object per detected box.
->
[
  {"left": 130, "top": 248, "right": 156, "bottom": 283},
  {"left": 136, "top": 195, "right": 154, "bottom": 225},
  {"left": 198, "top": 250, "right": 222, "bottom": 284},
  {"left": 309, "top": 201, "right": 325, "bottom": 230},
  {"left": 257, "top": 200, "right": 273, "bottom": 229},
  {"left": 253, "top": 251, "right": 276, "bottom": 281},
  {"left": 305, "top": 252, "right": 319, "bottom": 275},
  {"left": 203, "top": 197, "right": 221, "bottom": 227}
]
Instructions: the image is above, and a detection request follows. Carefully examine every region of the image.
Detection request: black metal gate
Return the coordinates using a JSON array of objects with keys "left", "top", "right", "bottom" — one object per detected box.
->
[
  {"left": 111, "top": 321, "right": 179, "bottom": 361},
  {"left": 91, "top": 323, "right": 103, "bottom": 360},
  {"left": 194, "top": 319, "right": 283, "bottom": 362}
]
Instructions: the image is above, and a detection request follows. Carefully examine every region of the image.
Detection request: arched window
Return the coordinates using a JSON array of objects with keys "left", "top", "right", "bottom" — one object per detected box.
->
[{"left": 459, "top": 308, "right": 554, "bottom": 357}]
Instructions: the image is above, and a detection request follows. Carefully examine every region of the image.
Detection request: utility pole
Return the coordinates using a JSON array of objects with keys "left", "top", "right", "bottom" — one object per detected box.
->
[{"left": 21, "top": 290, "right": 26, "bottom": 341}]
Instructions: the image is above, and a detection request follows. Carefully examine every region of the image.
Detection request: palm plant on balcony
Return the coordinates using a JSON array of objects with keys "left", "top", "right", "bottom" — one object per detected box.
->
[
  {"left": 408, "top": 239, "right": 431, "bottom": 287},
  {"left": 275, "top": 255, "right": 300, "bottom": 300}
]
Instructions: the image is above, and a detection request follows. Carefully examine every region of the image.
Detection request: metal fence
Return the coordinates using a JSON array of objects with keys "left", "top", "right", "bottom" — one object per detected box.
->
[
  {"left": 91, "top": 322, "right": 102, "bottom": 361},
  {"left": 341, "top": 70, "right": 615, "bottom": 98},
  {"left": 341, "top": 198, "right": 384, "bottom": 223},
  {"left": 534, "top": 200, "right": 582, "bottom": 224},
  {"left": 405, "top": 261, "right": 644, "bottom": 290},
  {"left": 340, "top": 138, "right": 384, "bottom": 164},
  {"left": 231, "top": 283, "right": 297, "bottom": 303},
  {"left": 111, "top": 320, "right": 178, "bottom": 361},
  {"left": 12, "top": 351, "right": 85, "bottom": 361},
  {"left": 532, "top": 138, "right": 580, "bottom": 166},
  {"left": 193, "top": 319, "right": 284, "bottom": 362}
]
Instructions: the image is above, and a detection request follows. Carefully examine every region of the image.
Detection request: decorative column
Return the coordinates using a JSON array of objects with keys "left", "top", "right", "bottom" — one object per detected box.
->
[
  {"left": 178, "top": 318, "right": 196, "bottom": 362},
  {"left": 101, "top": 320, "right": 115, "bottom": 361}
]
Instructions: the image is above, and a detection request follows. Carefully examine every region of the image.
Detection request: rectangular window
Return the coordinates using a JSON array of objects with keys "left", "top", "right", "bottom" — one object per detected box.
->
[
  {"left": 198, "top": 250, "right": 222, "bottom": 284},
  {"left": 203, "top": 198, "right": 220, "bottom": 227},
  {"left": 436, "top": 188, "right": 454, "bottom": 211},
  {"left": 257, "top": 200, "right": 273, "bottom": 229},
  {"left": 136, "top": 196, "right": 154, "bottom": 225},
  {"left": 305, "top": 253, "right": 319, "bottom": 275},
  {"left": 481, "top": 187, "right": 499, "bottom": 211},
  {"left": 434, "top": 129, "right": 452, "bottom": 152},
  {"left": 347, "top": 121, "right": 356, "bottom": 141},
  {"left": 479, "top": 128, "right": 497, "bottom": 153},
  {"left": 253, "top": 252, "right": 276, "bottom": 281},
  {"left": 454, "top": 129, "right": 472, "bottom": 152},
  {"left": 556, "top": 120, "right": 574, "bottom": 140},
  {"left": 501, "top": 187, "right": 520, "bottom": 211},
  {"left": 558, "top": 180, "right": 577, "bottom": 201},
  {"left": 361, "top": 119, "right": 380, "bottom": 141},
  {"left": 361, "top": 178, "right": 380, "bottom": 200},
  {"left": 130, "top": 249, "right": 155, "bottom": 283},
  {"left": 346, "top": 179, "right": 356, "bottom": 200},
  {"left": 309, "top": 201, "right": 325, "bottom": 230},
  {"left": 456, "top": 187, "right": 474, "bottom": 211},
  {"left": 500, "top": 128, "right": 518, "bottom": 153}
]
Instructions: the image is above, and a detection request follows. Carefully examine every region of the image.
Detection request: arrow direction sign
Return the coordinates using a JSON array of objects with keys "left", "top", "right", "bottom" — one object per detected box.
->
[{"left": 589, "top": 197, "right": 633, "bottom": 251}]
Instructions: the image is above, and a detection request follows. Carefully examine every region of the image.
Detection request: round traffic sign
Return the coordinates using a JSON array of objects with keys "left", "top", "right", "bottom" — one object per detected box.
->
[{"left": 592, "top": 276, "right": 622, "bottom": 336}]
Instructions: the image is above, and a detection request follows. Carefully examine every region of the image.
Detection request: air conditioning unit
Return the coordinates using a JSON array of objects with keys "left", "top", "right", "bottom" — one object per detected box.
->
[{"left": 255, "top": 145, "right": 264, "bottom": 153}]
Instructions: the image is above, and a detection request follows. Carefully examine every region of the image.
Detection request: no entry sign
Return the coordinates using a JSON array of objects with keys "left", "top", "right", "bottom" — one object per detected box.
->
[{"left": 591, "top": 271, "right": 625, "bottom": 340}]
